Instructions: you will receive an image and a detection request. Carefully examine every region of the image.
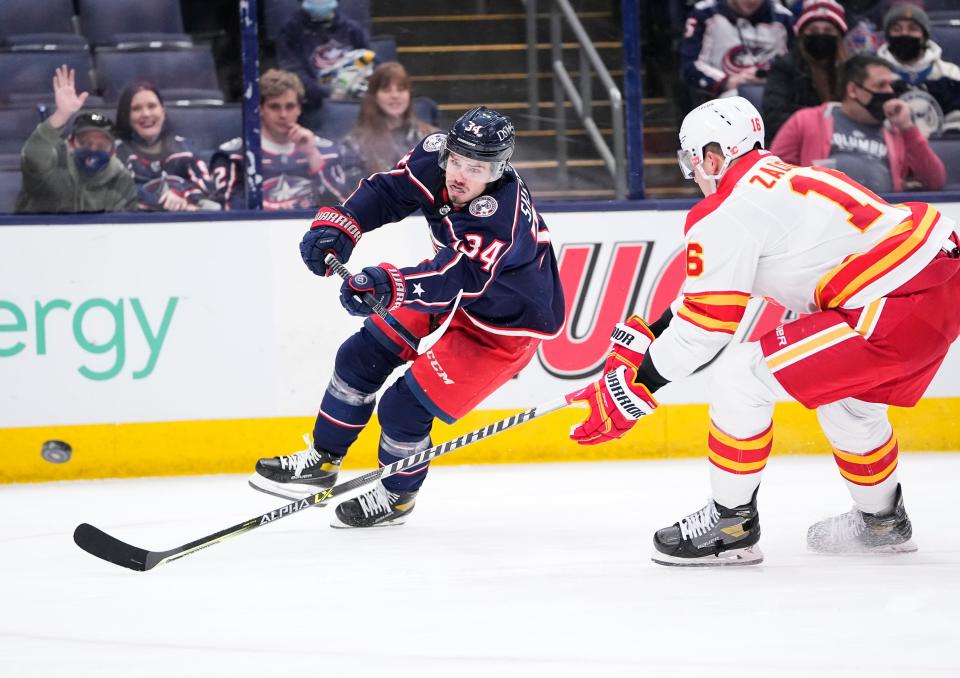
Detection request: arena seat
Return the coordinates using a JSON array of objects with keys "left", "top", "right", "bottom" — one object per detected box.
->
[
  {"left": 370, "top": 35, "right": 398, "bottom": 63},
  {"left": 0, "top": 171, "right": 23, "bottom": 213},
  {"left": 95, "top": 47, "right": 224, "bottom": 103},
  {"left": 928, "top": 136, "right": 960, "bottom": 191},
  {"left": 77, "top": 0, "right": 192, "bottom": 48},
  {"left": 317, "top": 100, "right": 361, "bottom": 142},
  {"left": 933, "top": 25, "right": 960, "bottom": 65},
  {"left": 737, "top": 83, "right": 766, "bottom": 115},
  {"left": 163, "top": 104, "right": 243, "bottom": 156},
  {"left": 0, "top": 106, "right": 44, "bottom": 155},
  {"left": 0, "top": 0, "right": 78, "bottom": 47},
  {"left": 414, "top": 96, "right": 440, "bottom": 127},
  {"left": 0, "top": 49, "right": 96, "bottom": 106}
]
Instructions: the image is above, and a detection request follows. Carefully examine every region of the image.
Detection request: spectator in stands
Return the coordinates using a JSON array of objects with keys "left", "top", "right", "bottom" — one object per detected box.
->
[
  {"left": 679, "top": 0, "right": 794, "bottom": 108},
  {"left": 114, "top": 82, "right": 218, "bottom": 211},
  {"left": 276, "top": 0, "right": 370, "bottom": 129},
  {"left": 764, "top": 1, "right": 848, "bottom": 143},
  {"left": 876, "top": 3, "right": 960, "bottom": 136},
  {"left": 16, "top": 65, "right": 136, "bottom": 213},
  {"left": 770, "top": 54, "right": 945, "bottom": 193},
  {"left": 339, "top": 62, "right": 439, "bottom": 188},
  {"left": 789, "top": 1, "right": 888, "bottom": 54},
  {"left": 210, "top": 69, "right": 348, "bottom": 210}
]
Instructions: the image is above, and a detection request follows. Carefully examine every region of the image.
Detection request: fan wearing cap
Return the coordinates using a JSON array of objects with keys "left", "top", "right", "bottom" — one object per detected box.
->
[
  {"left": 876, "top": 2, "right": 960, "bottom": 136},
  {"left": 763, "top": 0, "right": 848, "bottom": 142},
  {"left": 17, "top": 64, "right": 136, "bottom": 214}
]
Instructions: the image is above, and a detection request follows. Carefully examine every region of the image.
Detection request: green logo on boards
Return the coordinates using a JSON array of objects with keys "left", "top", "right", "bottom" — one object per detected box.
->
[{"left": 0, "top": 297, "right": 179, "bottom": 381}]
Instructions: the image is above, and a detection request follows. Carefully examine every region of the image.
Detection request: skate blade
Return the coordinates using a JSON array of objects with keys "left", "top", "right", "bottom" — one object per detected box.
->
[
  {"left": 247, "top": 473, "right": 330, "bottom": 502},
  {"left": 651, "top": 545, "right": 764, "bottom": 567},
  {"left": 329, "top": 513, "right": 409, "bottom": 529},
  {"left": 807, "top": 539, "right": 918, "bottom": 555}
]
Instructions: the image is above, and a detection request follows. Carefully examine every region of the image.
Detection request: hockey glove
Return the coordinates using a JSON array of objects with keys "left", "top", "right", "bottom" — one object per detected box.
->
[
  {"left": 603, "top": 315, "right": 655, "bottom": 372},
  {"left": 300, "top": 207, "right": 363, "bottom": 277},
  {"left": 339, "top": 263, "right": 406, "bottom": 317},
  {"left": 568, "top": 365, "right": 658, "bottom": 445}
]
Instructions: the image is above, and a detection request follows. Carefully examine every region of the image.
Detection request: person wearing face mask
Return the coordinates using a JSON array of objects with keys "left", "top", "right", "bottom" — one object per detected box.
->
[
  {"left": 771, "top": 54, "right": 944, "bottom": 193},
  {"left": 16, "top": 64, "right": 136, "bottom": 214},
  {"left": 338, "top": 62, "right": 439, "bottom": 189},
  {"left": 763, "top": 1, "right": 848, "bottom": 143},
  {"left": 275, "top": 0, "right": 370, "bottom": 130},
  {"left": 876, "top": 3, "right": 960, "bottom": 137},
  {"left": 114, "top": 82, "right": 219, "bottom": 212}
]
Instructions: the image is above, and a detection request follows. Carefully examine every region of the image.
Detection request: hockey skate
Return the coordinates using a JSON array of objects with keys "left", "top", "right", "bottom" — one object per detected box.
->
[
  {"left": 807, "top": 484, "right": 917, "bottom": 555},
  {"left": 651, "top": 490, "right": 763, "bottom": 566},
  {"left": 331, "top": 482, "right": 417, "bottom": 528},
  {"left": 248, "top": 434, "right": 342, "bottom": 500}
]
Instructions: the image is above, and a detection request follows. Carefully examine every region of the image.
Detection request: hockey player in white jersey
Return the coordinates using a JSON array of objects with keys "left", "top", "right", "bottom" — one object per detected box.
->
[{"left": 568, "top": 96, "right": 960, "bottom": 566}]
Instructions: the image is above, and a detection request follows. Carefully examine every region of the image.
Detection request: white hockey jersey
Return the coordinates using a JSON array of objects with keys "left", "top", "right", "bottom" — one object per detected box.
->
[{"left": 649, "top": 150, "right": 959, "bottom": 383}]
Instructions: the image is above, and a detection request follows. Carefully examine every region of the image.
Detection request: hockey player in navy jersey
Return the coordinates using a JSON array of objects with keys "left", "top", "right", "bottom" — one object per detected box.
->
[{"left": 249, "top": 106, "right": 565, "bottom": 527}]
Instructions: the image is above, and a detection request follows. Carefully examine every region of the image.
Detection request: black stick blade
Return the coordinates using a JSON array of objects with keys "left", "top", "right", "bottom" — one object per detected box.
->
[{"left": 73, "top": 523, "right": 151, "bottom": 572}]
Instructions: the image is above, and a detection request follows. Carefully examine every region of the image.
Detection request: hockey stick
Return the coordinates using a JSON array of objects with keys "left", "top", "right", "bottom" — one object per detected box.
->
[
  {"left": 325, "top": 253, "right": 463, "bottom": 355},
  {"left": 73, "top": 391, "right": 580, "bottom": 572}
]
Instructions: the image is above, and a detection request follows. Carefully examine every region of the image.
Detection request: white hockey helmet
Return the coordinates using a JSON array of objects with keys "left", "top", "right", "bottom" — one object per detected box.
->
[{"left": 677, "top": 96, "right": 765, "bottom": 181}]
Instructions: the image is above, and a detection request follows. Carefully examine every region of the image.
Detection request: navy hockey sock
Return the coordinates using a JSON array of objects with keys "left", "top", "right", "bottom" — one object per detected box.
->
[
  {"left": 377, "top": 378, "right": 434, "bottom": 493},
  {"left": 314, "top": 329, "right": 404, "bottom": 455}
]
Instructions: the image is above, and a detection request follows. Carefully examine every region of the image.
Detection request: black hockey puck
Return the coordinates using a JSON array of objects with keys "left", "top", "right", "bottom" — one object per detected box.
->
[{"left": 41, "top": 440, "right": 72, "bottom": 464}]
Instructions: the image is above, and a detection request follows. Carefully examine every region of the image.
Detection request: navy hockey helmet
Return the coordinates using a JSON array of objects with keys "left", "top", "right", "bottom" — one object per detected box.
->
[{"left": 439, "top": 106, "right": 515, "bottom": 181}]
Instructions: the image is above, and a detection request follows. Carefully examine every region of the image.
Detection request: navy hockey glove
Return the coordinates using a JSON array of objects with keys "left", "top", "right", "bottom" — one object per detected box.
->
[
  {"left": 339, "top": 263, "right": 407, "bottom": 317},
  {"left": 300, "top": 207, "right": 363, "bottom": 277}
]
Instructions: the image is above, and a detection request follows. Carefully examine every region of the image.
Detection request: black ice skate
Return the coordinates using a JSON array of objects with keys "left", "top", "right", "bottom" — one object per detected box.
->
[
  {"left": 331, "top": 482, "right": 417, "bottom": 528},
  {"left": 807, "top": 484, "right": 917, "bottom": 555},
  {"left": 248, "top": 434, "right": 342, "bottom": 500},
  {"left": 652, "top": 490, "right": 762, "bottom": 566}
]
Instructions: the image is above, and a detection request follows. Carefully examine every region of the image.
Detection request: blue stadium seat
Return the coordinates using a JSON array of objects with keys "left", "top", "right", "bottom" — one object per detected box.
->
[
  {"left": 414, "top": 96, "right": 440, "bottom": 127},
  {"left": 163, "top": 104, "right": 243, "bottom": 155},
  {"left": 77, "top": 0, "right": 191, "bottom": 48},
  {"left": 0, "top": 49, "right": 96, "bottom": 106},
  {"left": 0, "top": 0, "right": 77, "bottom": 45},
  {"left": 738, "top": 83, "right": 766, "bottom": 115},
  {"left": 0, "top": 171, "right": 23, "bottom": 214},
  {"left": 263, "top": 0, "right": 301, "bottom": 43},
  {"left": 923, "top": 0, "right": 959, "bottom": 13},
  {"left": 317, "top": 100, "right": 361, "bottom": 142},
  {"left": 370, "top": 34, "right": 398, "bottom": 63},
  {"left": 928, "top": 136, "right": 960, "bottom": 191},
  {"left": 0, "top": 106, "right": 45, "bottom": 155},
  {"left": 340, "top": 0, "right": 372, "bottom": 33},
  {"left": 95, "top": 47, "right": 224, "bottom": 103},
  {"left": 933, "top": 25, "right": 960, "bottom": 65}
]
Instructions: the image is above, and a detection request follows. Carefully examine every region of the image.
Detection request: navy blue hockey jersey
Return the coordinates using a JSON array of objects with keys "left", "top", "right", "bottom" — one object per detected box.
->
[{"left": 342, "top": 133, "right": 565, "bottom": 339}]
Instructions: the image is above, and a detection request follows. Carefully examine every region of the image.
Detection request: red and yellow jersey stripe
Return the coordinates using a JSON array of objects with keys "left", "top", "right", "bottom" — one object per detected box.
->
[
  {"left": 676, "top": 291, "right": 751, "bottom": 335},
  {"left": 815, "top": 203, "right": 940, "bottom": 310}
]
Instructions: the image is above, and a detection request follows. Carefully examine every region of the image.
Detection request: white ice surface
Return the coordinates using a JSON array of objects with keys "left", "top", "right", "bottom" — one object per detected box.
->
[{"left": 2, "top": 454, "right": 959, "bottom": 677}]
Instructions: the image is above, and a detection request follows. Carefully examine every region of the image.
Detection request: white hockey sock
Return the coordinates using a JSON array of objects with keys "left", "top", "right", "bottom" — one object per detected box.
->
[
  {"left": 710, "top": 463, "right": 763, "bottom": 509},
  {"left": 846, "top": 471, "right": 899, "bottom": 515}
]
